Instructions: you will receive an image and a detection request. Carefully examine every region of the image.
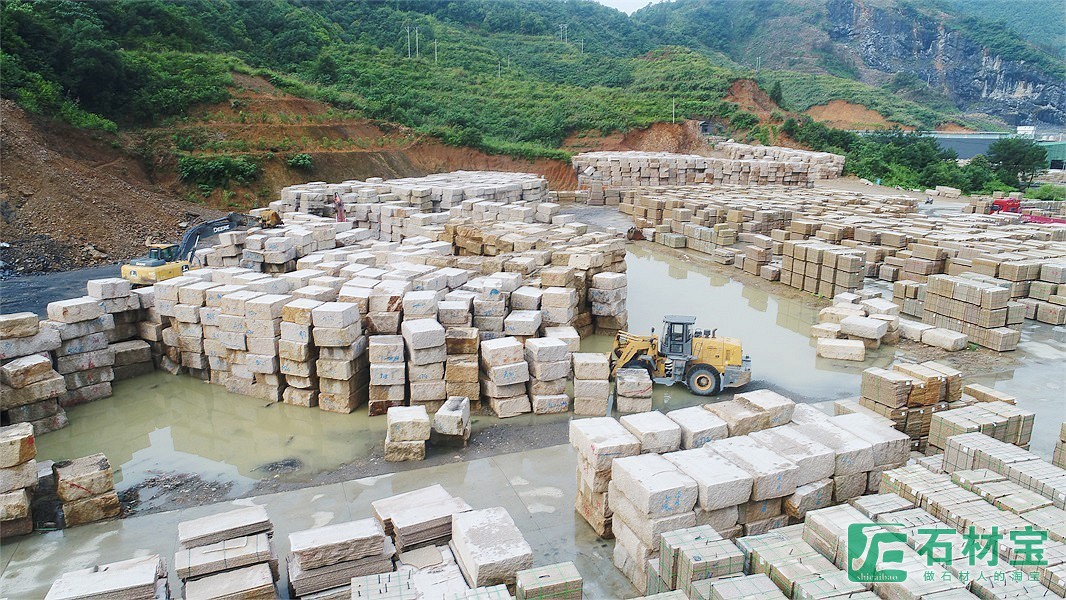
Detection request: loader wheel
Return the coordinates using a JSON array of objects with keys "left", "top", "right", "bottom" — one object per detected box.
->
[{"left": 686, "top": 365, "right": 720, "bottom": 396}]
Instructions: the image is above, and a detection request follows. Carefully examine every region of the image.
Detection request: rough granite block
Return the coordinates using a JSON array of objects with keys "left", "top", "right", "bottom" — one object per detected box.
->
[
  {"left": 665, "top": 447, "right": 753, "bottom": 511},
  {"left": 612, "top": 453, "right": 698, "bottom": 518},
  {"left": 734, "top": 390, "right": 795, "bottom": 427},
  {"left": 620, "top": 411, "right": 682, "bottom": 454},
  {"left": 666, "top": 406, "right": 728, "bottom": 449},
  {"left": 749, "top": 427, "right": 835, "bottom": 486},
  {"left": 707, "top": 437, "right": 801, "bottom": 501}
]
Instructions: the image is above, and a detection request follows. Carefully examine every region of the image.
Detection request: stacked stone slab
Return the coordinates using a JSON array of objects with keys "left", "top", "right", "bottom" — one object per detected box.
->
[
  {"left": 812, "top": 292, "right": 907, "bottom": 353},
  {"left": 0, "top": 423, "right": 36, "bottom": 539},
  {"left": 287, "top": 518, "right": 393, "bottom": 597},
  {"left": 176, "top": 505, "right": 278, "bottom": 597},
  {"left": 781, "top": 240, "right": 865, "bottom": 297},
  {"left": 445, "top": 328, "right": 481, "bottom": 412},
  {"left": 572, "top": 353, "right": 610, "bottom": 417},
  {"left": 53, "top": 453, "right": 120, "bottom": 528},
  {"left": 589, "top": 272, "right": 628, "bottom": 334},
  {"left": 570, "top": 417, "right": 641, "bottom": 539},
  {"left": 279, "top": 298, "right": 320, "bottom": 407},
  {"left": 403, "top": 318, "right": 448, "bottom": 413},
  {"left": 614, "top": 368, "right": 653, "bottom": 414},
  {"left": 154, "top": 275, "right": 209, "bottom": 377},
  {"left": 45, "top": 296, "right": 116, "bottom": 408},
  {"left": 479, "top": 337, "right": 531, "bottom": 418},
  {"left": 716, "top": 142, "right": 845, "bottom": 179},
  {"left": 240, "top": 293, "right": 290, "bottom": 403},
  {"left": 1, "top": 313, "right": 66, "bottom": 434},
  {"left": 922, "top": 274, "right": 1020, "bottom": 351},
  {"left": 541, "top": 282, "right": 580, "bottom": 332},
  {"left": 928, "top": 402, "right": 1035, "bottom": 452},
  {"left": 525, "top": 337, "right": 571, "bottom": 414},
  {"left": 47, "top": 554, "right": 169, "bottom": 600},
  {"left": 385, "top": 405, "right": 431, "bottom": 461},
  {"left": 369, "top": 335, "right": 406, "bottom": 416},
  {"left": 314, "top": 301, "right": 368, "bottom": 413}
]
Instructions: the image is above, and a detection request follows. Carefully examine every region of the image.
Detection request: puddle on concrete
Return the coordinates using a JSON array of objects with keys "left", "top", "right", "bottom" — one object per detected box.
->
[{"left": 34, "top": 241, "right": 1066, "bottom": 504}]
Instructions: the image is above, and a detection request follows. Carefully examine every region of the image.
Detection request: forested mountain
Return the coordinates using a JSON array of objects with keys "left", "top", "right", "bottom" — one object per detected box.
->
[{"left": 2, "top": 0, "right": 1062, "bottom": 152}]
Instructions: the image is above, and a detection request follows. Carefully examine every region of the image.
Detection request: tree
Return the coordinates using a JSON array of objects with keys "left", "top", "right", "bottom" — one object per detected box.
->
[
  {"left": 988, "top": 137, "right": 1047, "bottom": 188},
  {"left": 768, "top": 80, "right": 784, "bottom": 108}
]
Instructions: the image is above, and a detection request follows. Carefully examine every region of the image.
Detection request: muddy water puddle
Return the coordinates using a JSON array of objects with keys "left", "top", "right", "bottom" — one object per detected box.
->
[{"left": 34, "top": 241, "right": 1066, "bottom": 509}]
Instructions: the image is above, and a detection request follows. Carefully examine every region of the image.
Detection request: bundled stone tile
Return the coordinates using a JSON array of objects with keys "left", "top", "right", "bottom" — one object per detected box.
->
[
  {"left": 450, "top": 507, "right": 533, "bottom": 588},
  {"left": 53, "top": 453, "right": 119, "bottom": 527},
  {"left": 45, "top": 554, "right": 168, "bottom": 600},
  {"left": 287, "top": 519, "right": 394, "bottom": 597},
  {"left": 571, "top": 352, "right": 609, "bottom": 417},
  {"left": 385, "top": 405, "right": 431, "bottom": 461},
  {"left": 515, "top": 562, "right": 582, "bottom": 600}
]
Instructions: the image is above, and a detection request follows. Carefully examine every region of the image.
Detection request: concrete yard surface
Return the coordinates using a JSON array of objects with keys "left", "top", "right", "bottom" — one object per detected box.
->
[{"left": 0, "top": 444, "right": 634, "bottom": 599}]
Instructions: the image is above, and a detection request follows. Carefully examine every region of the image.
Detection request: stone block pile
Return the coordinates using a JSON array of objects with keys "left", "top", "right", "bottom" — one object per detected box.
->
[
  {"left": 525, "top": 337, "right": 571, "bottom": 415},
  {"left": 614, "top": 368, "right": 653, "bottom": 414},
  {"left": 403, "top": 318, "right": 448, "bottom": 412},
  {"left": 715, "top": 142, "right": 845, "bottom": 179},
  {"left": 445, "top": 328, "right": 481, "bottom": 413},
  {"left": 480, "top": 337, "right": 531, "bottom": 418},
  {"left": 175, "top": 505, "right": 278, "bottom": 598},
  {"left": 1, "top": 313, "right": 67, "bottom": 434},
  {"left": 51, "top": 453, "right": 120, "bottom": 528},
  {"left": 0, "top": 423, "right": 36, "bottom": 539},
  {"left": 572, "top": 353, "right": 610, "bottom": 417},
  {"left": 570, "top": 392, "right": 914, "bottom": 595},
  {"left": 385, "top": 405, "right": 431, "bottom": 462},
  {"left": 46, "top": 295, "right": 117, "bottom": 409}
]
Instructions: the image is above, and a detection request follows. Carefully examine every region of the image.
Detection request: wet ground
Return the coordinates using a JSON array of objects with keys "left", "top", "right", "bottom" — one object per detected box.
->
[
  {"left": 0, "top": 263, "right": 121, "bottom": 316},
  {"left": 1, "top": 444, "right": 636, "bottom": 600}
]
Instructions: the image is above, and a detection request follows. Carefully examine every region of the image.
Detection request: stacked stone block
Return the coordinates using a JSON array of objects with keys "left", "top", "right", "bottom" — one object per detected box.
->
[
  {"left": 0, "top": 423, "right": 36, "bottom": 538},
  {"left": 53, "top": 453, "right": 120, "bottom": 528},
  {"left": 572, "top": 353, "right": 610, "bottom": 417},
  {"left": 402, "top": 318, "right": 447, "bottom": 413},
  {"left": 589, "top": 272, "right": 628, "bottom": 335},
  {"left": 445, "top": 327, "right": 481, "bottom": 411},
  {"left": 479, "top": 337, "right": 531, "bottom": 418},
  {"left": 1, "top": 313, "right": 66, "bottom": 434},
  {"left": 615, "top": 368, "right": 653, "bottom": 414},
  {"left": 313, "top": 301, "right": 367, "bottom": 413},
  {"left": 525, "top": 337, "right": 571, "bottom": 414},
  {"left": 368, "top": 335, "right": 406, "bottom": 416},
  {"left": 45, "top": 297, "right": 115, "bottom": 408},
  {"left": 385, "top": 406, "right": 431, "bottom": 462},
  {"left": 279, "top": 298, "right": 321, "bottom": 407}
]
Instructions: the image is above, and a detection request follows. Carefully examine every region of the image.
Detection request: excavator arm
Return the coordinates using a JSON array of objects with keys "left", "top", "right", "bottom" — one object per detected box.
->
[{"left": 176, "top": 213, "right": 253, "bottom": 262}]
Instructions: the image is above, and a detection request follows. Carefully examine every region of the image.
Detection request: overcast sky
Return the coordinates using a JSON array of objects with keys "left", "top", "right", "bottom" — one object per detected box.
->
[{"left": 594, "top": 0, "right": 658, "bottom": 15}]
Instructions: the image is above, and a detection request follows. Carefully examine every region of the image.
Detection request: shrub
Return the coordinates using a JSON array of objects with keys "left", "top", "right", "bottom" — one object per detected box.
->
[
  {"left": 178, "top": 155, "right": 260, "bottom": 188},
  {"left": 286, "top": 153, "right": 314, "bottom": 170}
]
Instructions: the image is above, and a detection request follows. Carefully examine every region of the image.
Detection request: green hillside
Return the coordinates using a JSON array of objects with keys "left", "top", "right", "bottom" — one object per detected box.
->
[{"left": 1, "top": 0, "right": 1052, "bottom": 159}]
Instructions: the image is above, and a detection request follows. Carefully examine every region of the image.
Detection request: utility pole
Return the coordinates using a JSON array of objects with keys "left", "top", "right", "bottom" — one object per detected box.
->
[
  {"left": 557, "top": 24, "right": 568, "bottom": 44},
  {"left": 672, "top": 99, "right": 676, "bottom": 124},
  {"left": 434, "top": 39, "right": 438, "bottom": 64},
  {"left": 755, "top": 56, "right": 761, "bottom": 72},
  {"left": 405, "top": 25, "right": 411, "bottom": 58},
  {"left": 580, "top": 39, "right": 584, "bottom": 54},
  {"left": 415, "top": 27, "right": 420, "bottom": 58},
  {"left": 498, "top": 59, "right": 502, "bottom": 78}
]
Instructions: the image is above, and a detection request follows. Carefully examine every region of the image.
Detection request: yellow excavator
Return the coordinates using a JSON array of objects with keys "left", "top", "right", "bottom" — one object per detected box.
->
[
  {"left": 610, "top": 315, "right": 751, "bottom": 396},
  {"left": 121, "top": 210, "right": 282, "bottom": 285}
]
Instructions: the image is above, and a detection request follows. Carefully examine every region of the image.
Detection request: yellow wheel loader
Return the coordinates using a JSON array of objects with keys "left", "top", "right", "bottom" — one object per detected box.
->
[{"left": 609, "top": 315, "right": 751, "bottom": 396}]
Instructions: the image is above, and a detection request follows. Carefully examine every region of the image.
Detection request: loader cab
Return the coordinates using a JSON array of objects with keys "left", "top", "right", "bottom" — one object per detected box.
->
[{"left": 661, "top": 315, "right": 696, "bottom": 358}]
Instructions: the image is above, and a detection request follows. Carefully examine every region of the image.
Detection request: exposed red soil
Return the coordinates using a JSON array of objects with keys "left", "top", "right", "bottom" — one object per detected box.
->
[{"left": 805, "top": 100, "right": 912, "bottom": 130}]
